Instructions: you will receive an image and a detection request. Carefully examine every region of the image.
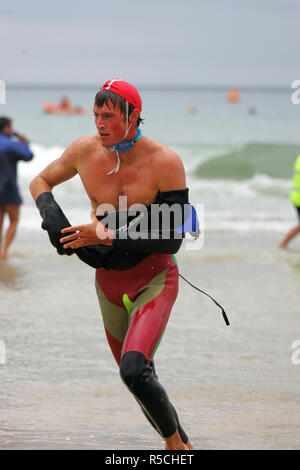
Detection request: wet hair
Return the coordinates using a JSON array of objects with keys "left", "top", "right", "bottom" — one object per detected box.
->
[
  {"left": 94, "top": 90, "right": 144, "bottom": 128},
  {"left": 0, "top": 116, "right": 12, "bottom": 132}
]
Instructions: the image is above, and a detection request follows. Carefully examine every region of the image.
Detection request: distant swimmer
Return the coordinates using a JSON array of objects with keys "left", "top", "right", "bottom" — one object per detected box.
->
[
  {"left": 278, "top": 154, "right": 300, "bottom": 249},
  {"left": 59, "top": 96, "right": 71, "bottom": 110},
  {"left": 42, "top": 96, "right": 88, "bottom": 115},
  {"left": 0, "top": 116, "right": 34, "bottom": 259},
  {"left": 227, "top": 88, "right": 240, "bottom": 103},
  {"left": 30, "top": 79, "right": 199, "bottom": 450}
]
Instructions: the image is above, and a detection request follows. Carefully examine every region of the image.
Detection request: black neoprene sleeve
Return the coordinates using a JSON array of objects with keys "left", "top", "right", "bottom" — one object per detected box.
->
[{"left": 112, "top": 188, "right": 190, "bottom": 254}]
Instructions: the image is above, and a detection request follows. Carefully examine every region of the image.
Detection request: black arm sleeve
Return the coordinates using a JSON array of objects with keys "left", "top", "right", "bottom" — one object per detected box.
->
[
  {"left": 112, "top": 188, "right": 196, "bottom": 254},
  {"left": 36, "top": 192, "right": 111, "bottom": 265},
  {"left": 36, "top": 192, "right": 75, "bottom": 255},
  {"left": 113, "top": 236, "right": 183, "bottom": 254}
]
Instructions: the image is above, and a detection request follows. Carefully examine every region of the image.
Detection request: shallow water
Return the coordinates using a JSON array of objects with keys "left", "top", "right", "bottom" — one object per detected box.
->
[{"left": 0, "top": 230, "right": 299, "bottom": 449}]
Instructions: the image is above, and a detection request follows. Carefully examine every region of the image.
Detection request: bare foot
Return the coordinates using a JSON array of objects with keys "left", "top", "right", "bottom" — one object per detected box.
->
[
  {"left": 0, "top": 251, "right": 7, "bottom": 260},
  {"left": 278, "top": 242, "right": 287, "bottom": 249},
  {"left": 164, "top": 430, "right": 190, "bottom": 450},
  {"left": 186, "top": 440, "right": 194, "bottom": 450},
  {"left": 165, "top": 443, "right": 189, "bottom": 450}
]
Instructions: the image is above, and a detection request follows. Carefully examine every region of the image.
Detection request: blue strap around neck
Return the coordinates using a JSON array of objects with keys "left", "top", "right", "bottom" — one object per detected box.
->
[{"left": 106, "top": 128, "right": 141, "bottom": 154}]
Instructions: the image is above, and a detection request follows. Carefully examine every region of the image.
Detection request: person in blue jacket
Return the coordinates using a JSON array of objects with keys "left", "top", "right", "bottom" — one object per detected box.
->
[{"left": 0, "top": 116, "right": 33, "bottom": 259}]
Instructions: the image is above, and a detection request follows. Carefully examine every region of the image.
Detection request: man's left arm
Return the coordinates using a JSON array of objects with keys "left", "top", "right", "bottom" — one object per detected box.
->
[
  {"left": 112, "top": 151, "right": 190, "bottom": 253},
  {"left": 155, "top": 148, "right": 187, "bottom": 193}
]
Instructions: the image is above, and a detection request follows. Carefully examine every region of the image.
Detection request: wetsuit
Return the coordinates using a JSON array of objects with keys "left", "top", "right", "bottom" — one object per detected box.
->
[
  {"left": 0, "top": 132, "right": 33, "bottom": 205},
  {"left": 36, "top": 188, "right": 198, "bottom": 441},
  {"left": 95, "top": 252, "right": 188, "bottom": 439},
  {"left": 94, "top": 189, "right": 195, "bottom": 440}
]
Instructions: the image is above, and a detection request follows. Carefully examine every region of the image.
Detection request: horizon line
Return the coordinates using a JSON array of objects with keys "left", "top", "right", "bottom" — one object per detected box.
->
[{"left": 4, "top": 82, "right": 291, "bottom": 92}]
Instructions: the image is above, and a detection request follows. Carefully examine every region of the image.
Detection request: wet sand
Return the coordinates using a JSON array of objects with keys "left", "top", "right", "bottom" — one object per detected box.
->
[{"left": 0, "top": 229, "right": 300, "bottom": 450}]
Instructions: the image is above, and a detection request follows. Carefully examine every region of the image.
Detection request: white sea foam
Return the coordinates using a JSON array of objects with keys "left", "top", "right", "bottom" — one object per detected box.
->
[
  {"left": 16, "top": 142, "right": 296, "bottom": 234},
  {"left": 19, "top": 142, "right": 65, "bottom": 178}
]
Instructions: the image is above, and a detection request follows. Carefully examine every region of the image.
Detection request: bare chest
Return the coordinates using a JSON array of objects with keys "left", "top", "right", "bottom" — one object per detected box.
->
[{"left": 78, "top": 152, "right": 158, "bottom": 210}]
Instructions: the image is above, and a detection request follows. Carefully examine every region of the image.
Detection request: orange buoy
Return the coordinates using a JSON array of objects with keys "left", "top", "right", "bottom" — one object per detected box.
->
[
  {"left": 227, "top": 88, "right": 240, "bottom": 103},
  {"left": 186, "top": 106, "right": 197, "bottom": 115}
]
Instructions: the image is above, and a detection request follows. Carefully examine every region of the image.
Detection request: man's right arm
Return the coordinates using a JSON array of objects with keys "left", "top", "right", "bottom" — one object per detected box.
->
[
  {"left": 29, "top": 139, "right": 81, "bottom": 255},
  {"left": 29, "top": 138, "right": 80, "bottom": 201}
]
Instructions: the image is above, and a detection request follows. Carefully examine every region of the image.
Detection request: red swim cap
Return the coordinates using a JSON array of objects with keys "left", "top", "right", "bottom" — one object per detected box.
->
[{"left": 100, "top": 79, "right": 142, "bottom": 113}]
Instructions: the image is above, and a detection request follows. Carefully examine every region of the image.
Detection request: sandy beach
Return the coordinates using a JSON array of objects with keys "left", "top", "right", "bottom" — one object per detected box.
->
[{"left": 1, "top": 228, "right": 300, "bottom": 450}]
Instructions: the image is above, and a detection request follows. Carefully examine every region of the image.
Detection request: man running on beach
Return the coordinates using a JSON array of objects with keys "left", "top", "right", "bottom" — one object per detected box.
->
[
  {"left": 30, "top": 79, "right": 195, "bottom": 450},
  {"left": 0, "top": 116, "right": 33, "bottom": 259}
]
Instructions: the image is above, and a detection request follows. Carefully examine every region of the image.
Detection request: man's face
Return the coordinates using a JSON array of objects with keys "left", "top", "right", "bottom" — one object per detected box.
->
[{"left": 93, "top": 101, "right": 127, "bottom": 147}]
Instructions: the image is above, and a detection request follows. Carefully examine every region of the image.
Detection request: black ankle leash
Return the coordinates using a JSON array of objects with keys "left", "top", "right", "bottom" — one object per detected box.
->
[{"left": 179, "top": 273, "right": 230, "bottom": 326}]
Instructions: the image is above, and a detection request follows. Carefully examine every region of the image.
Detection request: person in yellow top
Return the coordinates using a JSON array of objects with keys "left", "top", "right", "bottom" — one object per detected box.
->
[{"left": 278, "top": 154, "right": 300, "bottom": 248}]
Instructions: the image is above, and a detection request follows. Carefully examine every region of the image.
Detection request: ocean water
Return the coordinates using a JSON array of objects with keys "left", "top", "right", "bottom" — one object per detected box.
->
[{"left": 2, "top": 85, "right": 300, "bottom": 234}]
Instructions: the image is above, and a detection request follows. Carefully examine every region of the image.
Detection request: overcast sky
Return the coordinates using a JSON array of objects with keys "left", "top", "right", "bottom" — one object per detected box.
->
[{"left": 1, "top": 0, "right": 299, "bottom": 87}]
